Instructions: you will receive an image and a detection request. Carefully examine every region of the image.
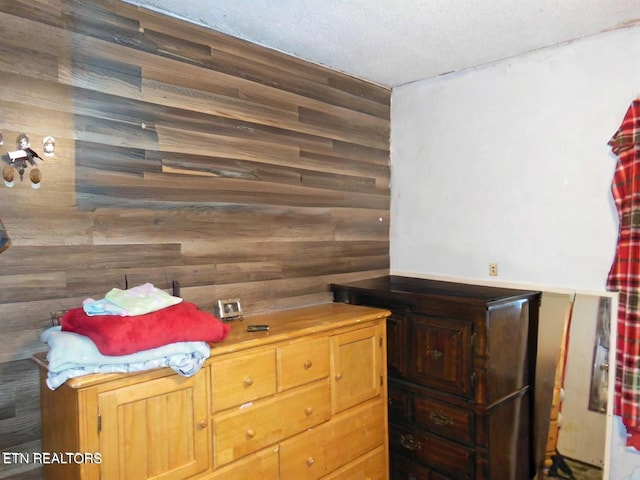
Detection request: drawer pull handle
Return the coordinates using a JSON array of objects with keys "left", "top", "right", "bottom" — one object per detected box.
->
[
  {"left": 246, "top": 429, "right": 256, "bottom": 439},
  {"left": 430, "top": 410, "right": 454, "bottom": 426},
  {"left": 426, "top": 348, "right": 443, "bottom": 360},
  {"left": 243, "top": 377, "right": 254, "bottom": 387},
  {"left": 305, "top": 407, "right": 313, "bottom": 417},
  {"left": 335, "top": 373, "right": 343, "bottom": 381},
  {"left": 400, "top": 434, "right": 421, "bottom": 451},
  {"left": 306, "top": 457, "right": 315, "bottom": 467},
  {"left": 198, "top": 419, "right": 208, "bottom": 429},
  {"left": 304, "top": 360, "right": 313, "bottom": 370}
]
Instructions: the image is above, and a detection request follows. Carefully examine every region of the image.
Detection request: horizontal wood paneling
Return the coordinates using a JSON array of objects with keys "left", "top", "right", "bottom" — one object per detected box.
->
[{"left": 0, "top": 1, "right": 390, "bottom": 474}]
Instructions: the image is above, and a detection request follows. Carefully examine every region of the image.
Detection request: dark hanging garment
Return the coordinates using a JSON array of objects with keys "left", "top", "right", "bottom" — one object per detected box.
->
[{"left": 607, "top": 99, "right": 640, "bottom": 449}]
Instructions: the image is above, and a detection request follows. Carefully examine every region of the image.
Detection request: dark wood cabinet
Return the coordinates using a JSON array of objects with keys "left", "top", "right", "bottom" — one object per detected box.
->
[{"left": 331, "top": 275, "right": 540, "bottom": 480}]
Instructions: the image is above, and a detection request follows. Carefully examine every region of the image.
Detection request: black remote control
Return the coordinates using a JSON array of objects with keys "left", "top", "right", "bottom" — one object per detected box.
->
[{"left": 247, "top": 324, "right": 269, "bottom": 332}]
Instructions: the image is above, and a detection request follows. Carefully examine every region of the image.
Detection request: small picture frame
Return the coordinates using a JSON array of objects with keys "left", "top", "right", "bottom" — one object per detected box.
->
[{"left": 217, "top": 298, "right": 243, "bottom": 320}]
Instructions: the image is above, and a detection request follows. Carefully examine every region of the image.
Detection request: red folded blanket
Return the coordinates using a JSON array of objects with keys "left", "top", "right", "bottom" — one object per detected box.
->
[{"left": 61, "top": 301, "right": 231, "bottom": 355}]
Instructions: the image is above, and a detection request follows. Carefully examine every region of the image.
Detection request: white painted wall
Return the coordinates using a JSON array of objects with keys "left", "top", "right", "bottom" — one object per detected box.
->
[{"left": 390, "top": 25, "right": 640, "bottom": 478}]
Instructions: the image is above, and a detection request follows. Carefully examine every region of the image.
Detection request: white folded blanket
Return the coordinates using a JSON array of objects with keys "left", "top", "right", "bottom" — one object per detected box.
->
[{"left": 41, "top": 326, "right": 210, "bottom": 390}]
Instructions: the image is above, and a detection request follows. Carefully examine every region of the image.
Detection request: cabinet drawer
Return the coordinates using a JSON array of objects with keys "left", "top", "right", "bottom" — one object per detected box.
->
[
  {"left": 413, "top": 395, "right": 474, "bottom": 445},
  {"left": 388, "top": 384, "right": 410, "bottom": 423},
  {"left": 391, "top": 454, "right": 453, "bottom": 480},
  {"left": 277, "top": 337, "right": 330, "bottom": 391},
  {"left": 211, "top": 348, "right": 276, "bottom": 411},
  {"left": 391, "top": 454, "right": 431, "bottom": 480},
  {"left": 390, "top": 424, "right": 473, "bottom": 480},
  {"left": 322, "top": 446, "right": 387, "bottom": 480},
  {"left": 207, "top": 446, "right": 279, "bottom": 479},
  {"left": 280, "top": 399, "right": 385, "bottom": 480},
  {"left": 214, "top": 380, "right": 330, "bottom": 467}
]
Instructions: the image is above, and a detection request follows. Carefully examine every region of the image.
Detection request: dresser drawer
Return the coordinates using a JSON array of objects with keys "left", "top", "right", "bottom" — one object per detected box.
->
[
  {"left": 413, "top": 395, "right": 474, "bottom": 445},
  {"left": 214, "top": 380, "right": 330, "bottom": 467},
  {"left": 277, "top": 337, "right": 330, "bottom": 391},
  {"left": 321, "top": 445, "right": 387, "bottom": 480},
  {"left": 388, "top": 384, "right": 410, "bottom": 423},
  {"left": 390, "top": 423, "right": 473, "bottom": 480},
  {"left": 206, "top": 446, "right": 279, "bottom": 479},
  {"left": 280, "top": 399, "right": 385, "bottom": 480},
  {"left": 211, "top": 348, "right": 276, "bottom": 411}
]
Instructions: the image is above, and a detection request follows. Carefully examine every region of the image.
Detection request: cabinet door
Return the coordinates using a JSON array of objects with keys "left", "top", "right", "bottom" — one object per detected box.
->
[
  {"left": 98, "top": 373, "right": 209, "bottom": 480},
  {"left": 331, "top": 324, "right": 383, "bottom": 414},
  {"left": 409, "top": 315, "right": 473, "bottom": 399}
]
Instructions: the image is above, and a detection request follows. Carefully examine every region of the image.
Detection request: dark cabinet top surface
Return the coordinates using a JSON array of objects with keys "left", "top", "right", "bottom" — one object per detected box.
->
[{"left": 330, "top": 275, "right": 540, "bottom": 305}]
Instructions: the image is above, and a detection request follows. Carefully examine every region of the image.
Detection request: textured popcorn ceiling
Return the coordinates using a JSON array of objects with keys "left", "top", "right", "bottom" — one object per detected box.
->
[{"left": 126, "top": 0, "right": 640, "bottom": 87}]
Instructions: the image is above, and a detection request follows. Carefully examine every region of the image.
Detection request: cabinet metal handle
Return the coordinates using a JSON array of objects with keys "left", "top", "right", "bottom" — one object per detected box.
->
[
  {"left": 304, "top": 360, "right": 313, "bottom": 370},
  {"left": 430, "top": 410, "right": 454, "bottom": 426},
  {"left": 306, "top": 457, "right": 315, "bottom": 467},
  {"left": 246, "top": 429, "right": 256, "bottom": 439},
  {"left": 426, "top": 348, "right": 443, "bottom": 360},
  {"left": 400, "top": 434, "right": 421, "bottom": 451},
  {"left": 243, "top": 377, "right": 254, "bottom": 387}
]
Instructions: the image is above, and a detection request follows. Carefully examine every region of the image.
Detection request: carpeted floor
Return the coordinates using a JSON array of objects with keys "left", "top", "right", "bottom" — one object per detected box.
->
[
  {"left": 537, "top": 456, "right": 603, "bottom": 480},
  {"left": 564, "top": 458, "right": 602, "bottom": 480}
]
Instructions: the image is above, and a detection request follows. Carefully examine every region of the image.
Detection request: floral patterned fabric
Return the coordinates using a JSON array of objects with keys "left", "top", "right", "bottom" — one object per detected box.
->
[{"left": 607, "top": 99, "right": 640, "bottom": 449}]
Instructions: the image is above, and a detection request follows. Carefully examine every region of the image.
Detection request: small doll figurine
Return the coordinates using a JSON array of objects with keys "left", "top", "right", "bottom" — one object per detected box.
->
[
  {"left": 3, "top": 165, "right": 14, "bottom": 187},
  {"left": 2, "top": 133, "right": 43, "bottom": 188},
  {"left": 42, "top": 136, "right": 55, "bottom": 156}
]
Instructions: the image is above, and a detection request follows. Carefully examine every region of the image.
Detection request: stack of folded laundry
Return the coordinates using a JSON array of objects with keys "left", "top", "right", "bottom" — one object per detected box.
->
[{"left": 41, "top": 283, "right": 231, "bottom": 390}]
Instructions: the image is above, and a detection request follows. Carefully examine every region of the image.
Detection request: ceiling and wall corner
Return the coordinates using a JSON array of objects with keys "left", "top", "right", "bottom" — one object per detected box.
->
[{"left": 124, "top": 0, "right": 640, "bottom": 88}]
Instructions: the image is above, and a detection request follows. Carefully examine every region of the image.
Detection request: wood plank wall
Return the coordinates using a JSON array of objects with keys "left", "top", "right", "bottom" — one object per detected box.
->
[{"left": 0, "top": 1, "right": 390, "bottom": 476}]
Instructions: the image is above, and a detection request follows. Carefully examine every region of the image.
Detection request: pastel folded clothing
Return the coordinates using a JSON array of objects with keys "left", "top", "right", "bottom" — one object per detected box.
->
[
  {"left": 61, "top": 301, "right": 231, "bottom": 356},
  {"left": 42, "top": 326, "right": 211, "bottom": 372},
  {"left": 83, "top": 283, "right": 182, "bottom": 316},
  {"left": 45, "top": 357, "right": 207, "bottom": 391},
  {"left": 82, "top": 297, "right": 129, "bottom": 316},
  {"left": 41, "top": 326, "right": 211, "bottom": 390}
]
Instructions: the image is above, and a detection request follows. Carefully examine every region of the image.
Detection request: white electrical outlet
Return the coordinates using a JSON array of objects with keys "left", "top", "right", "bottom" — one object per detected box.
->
[{"left": 489, "top": 263, "right": 498, "bottom": 276}]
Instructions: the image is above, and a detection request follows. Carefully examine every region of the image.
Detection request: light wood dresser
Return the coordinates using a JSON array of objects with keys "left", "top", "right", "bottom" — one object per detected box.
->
[{"left": 34, "top": 302, "right": 391, "bottom": 480}]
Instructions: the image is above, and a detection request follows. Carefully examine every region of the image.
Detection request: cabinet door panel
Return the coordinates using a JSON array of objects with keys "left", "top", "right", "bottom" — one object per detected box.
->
[
  {"left": 409, "top": 315, "right": 472, "bottom": 398},
  {"left": 98, "top": 373, "right": 209, "bottom": 480},
  {"left": 331, "top": 324, "right": 383, "bottom": 414}
]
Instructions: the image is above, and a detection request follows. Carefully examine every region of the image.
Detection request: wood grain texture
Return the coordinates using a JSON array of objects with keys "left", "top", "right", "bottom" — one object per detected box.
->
[{"left": 0, "top": 0, "right": 390, "bottom": 469}]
